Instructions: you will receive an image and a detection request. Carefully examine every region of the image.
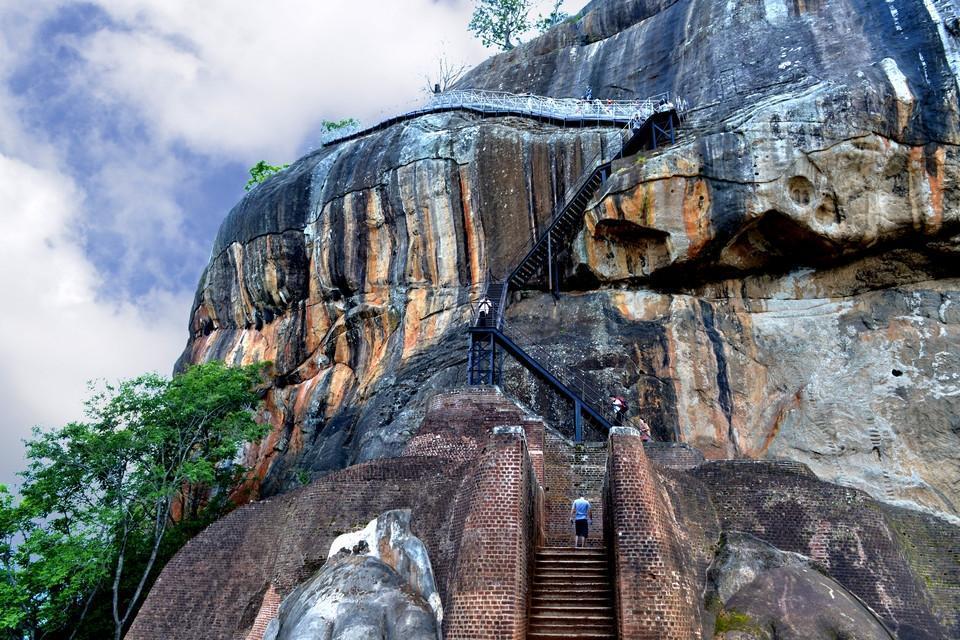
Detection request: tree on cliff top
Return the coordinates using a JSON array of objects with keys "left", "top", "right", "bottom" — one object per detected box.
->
[
  {"left": 468, "top": 0, "right": 532, "bottom": 50},
  {"left": 535, "top": 0, "right": 569, "bottom": 33},
  {"left": 0, "top": 361, "right": 269, "bottom": 640}
]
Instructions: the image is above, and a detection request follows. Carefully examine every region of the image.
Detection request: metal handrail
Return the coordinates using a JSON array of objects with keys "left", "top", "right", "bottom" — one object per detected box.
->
[
  {"left": 322, "top": 89, "right": 685, "bottom": 146},
  {"left": 505, "top": 322, "right": 620, "bottom": 427}
]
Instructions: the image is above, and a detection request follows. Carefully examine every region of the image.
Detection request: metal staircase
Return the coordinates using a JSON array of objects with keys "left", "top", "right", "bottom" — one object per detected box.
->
[
  {"left": 467, "top": 106, "right": 683, "bottom": 442},
  {"left": 510, "top": 166, "right": 609, "bottom": 291}
]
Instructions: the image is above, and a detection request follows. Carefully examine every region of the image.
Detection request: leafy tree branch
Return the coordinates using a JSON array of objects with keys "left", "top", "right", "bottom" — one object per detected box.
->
[{"left": 0, "top": 361, "right": 269, "bottom": 639}]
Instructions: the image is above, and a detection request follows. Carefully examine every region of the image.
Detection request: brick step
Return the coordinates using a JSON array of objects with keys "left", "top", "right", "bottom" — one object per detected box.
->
[
  {"left": 533, "top": 583, "right": 611, "bottom": 604},
  {"left": 529, "top": 623, "right": 615, "bottom": 634},
  {"left": 532, "top": 587, "right": 611, "bottom": 595},
  {"left": 527, "top": 630, "right": 615, "bottom": 639},
  {"left": 533, "top": 591, "right": 612, "bottom": 600},
  {"left": 536, "top": 558, "right": 607, "bottom": 567},
  {"left": 530, "top": 609, "right": 613, "bottom": 619},
  {"left": 533, "top": 583, "right": 610, "bottom": 604},
  {"left": 536, "top": 547, "right": 606, "bottom": 555},
  {"left": 530, "top": 613, "right": 613, "bottom": 624},
  {"left": 530, "top": 602, "right": 613, "bottom": 615},
  {"left": 532, "top": 593, "right": 612, "bottom": 602},
  {"left": 529, "top": 619, "right": 614, "bottom": 629},
  {"left": 534, "top": 571, "right": 609, "bottom": 579}
]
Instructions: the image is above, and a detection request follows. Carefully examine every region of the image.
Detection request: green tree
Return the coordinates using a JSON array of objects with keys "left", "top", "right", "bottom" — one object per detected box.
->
[
  {"left": 468, "top": 0, "right": 532, "bottom": 50},
  {"left": 0, "top": 362, "right": 269, "bottom": 640},
  {"left": 535, "top": 0, "right": 568, "bottom": 33},
  {"left": 244, "top": 160, "right": 289, "bottom": 191}
]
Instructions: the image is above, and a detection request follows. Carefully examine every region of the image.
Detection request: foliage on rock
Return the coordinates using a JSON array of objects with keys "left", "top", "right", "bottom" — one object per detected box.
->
[
  {"left": 245, "top": 160, "right": 290, "bottom": 191},
  {"left": 535, "top": 0, "right": 568, "bottom": 33}
]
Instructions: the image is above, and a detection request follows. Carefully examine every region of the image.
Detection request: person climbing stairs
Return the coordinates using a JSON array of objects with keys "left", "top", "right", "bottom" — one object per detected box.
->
[{"left": 527, "top": 546, "right": 615, "bottom": 639}]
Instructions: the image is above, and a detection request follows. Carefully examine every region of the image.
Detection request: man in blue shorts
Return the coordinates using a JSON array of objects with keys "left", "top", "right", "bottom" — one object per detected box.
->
[{"left": 570, "top": 495, "right": 592, "bottom": 547}]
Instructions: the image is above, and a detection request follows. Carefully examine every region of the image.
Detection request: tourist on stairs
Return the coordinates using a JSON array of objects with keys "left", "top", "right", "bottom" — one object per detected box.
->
[
  {"left": 477, "top": 296, "right": 493, "bottom": 327},
  {"left": 570, "top": 495, "right": 592, "bottom": 548}
]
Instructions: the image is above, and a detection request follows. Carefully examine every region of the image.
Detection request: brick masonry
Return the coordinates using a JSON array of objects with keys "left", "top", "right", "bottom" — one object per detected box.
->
[
  {"left": 692, "top": 460, "right": 951, "bottom": 640},
  {"left": 643, "top": 441, "right": 705, "bottom": 470},
  {"left": 605, "top": 429, "right": 703, "bottom": 639},
  {"left": 127, "top": 384, "right": 960, "bottom": 640},
  {"left": 543, "top": 429, "right": 606, "bottom": 547},
  {"left": 445, "top": 428, "right": 539, "bottom": 639},
  {"left": 128, "top": 387, "right": 543, "bottom": 640},
  {"left": 883, "top": 505, "right": 960, "bottom": 638}
]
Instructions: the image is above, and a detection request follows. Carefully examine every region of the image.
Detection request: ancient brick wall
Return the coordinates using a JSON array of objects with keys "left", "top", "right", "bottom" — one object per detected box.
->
[
  {"left": 643, "top": 441, "right": 705, "bottom": 470},
  {"left": 129, "top": 388, "right": 543, "bottom": 640},
  {"left": 605, "top": 428, "right": 703, "bottom": 640},
  {"left": 693, "top": 460, "right": 948, "bottom": 640},
  {"left": 445, "top": 426, "right": 539, "bottom": 640},
  {"left": 543, "top": 430, "right": 606, "bottom": 547},
  {"left": 127, "top": 456, "right": 467, "bottom": 640},
  {"left": 884, "top": 505, "right": 960, "bottom": 638}
]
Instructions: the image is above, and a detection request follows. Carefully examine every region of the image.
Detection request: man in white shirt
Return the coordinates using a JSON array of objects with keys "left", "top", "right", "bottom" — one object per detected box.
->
[{"left": 570, "top": 495, "right": 592, "bottom": 547}]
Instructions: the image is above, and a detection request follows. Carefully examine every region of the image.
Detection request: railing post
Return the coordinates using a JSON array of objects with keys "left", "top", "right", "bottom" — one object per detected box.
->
[
  {"left": 574, "top": 400, "right": 583, "bottom": 443},
  {"left": 467, "top": 334, "right": 474, "bottom": 385},
  {"left": 547, "top": 232, "right": 553, "bottom": 297}
]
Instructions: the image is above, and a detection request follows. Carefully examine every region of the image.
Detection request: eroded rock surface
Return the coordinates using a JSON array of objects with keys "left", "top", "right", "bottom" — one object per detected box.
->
[{"left": 178, "top": 0, "right": 960, "bottom": 521}]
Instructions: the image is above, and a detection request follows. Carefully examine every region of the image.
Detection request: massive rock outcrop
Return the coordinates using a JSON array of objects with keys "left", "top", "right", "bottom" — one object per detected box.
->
[{"left": 178, "top": 0, "right": 960, "bottom": 523}]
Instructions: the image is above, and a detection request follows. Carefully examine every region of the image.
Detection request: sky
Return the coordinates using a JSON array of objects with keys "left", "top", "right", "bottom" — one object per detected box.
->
[{"left": 0, "top": 0, "right": 579, "bottom": 489}]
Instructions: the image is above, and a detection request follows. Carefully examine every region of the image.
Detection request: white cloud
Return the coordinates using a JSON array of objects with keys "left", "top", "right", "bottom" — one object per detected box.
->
[
  {"left": 0, "top": 0, "right": 580, "bottom": 488},
  {"left": 69, "top": 0, "right": 577, "bottom": 160},
  {"left": 0, "top": 153, "right": 190, "bottom": 489},
  {"left": 72, "top": 0, "right": 492, "bottom": 160}
]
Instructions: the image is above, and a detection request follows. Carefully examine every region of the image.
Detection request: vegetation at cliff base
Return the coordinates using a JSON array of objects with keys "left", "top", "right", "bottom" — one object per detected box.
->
[{"left": 0, "top": 361, "right": 269, "bottom": 640}]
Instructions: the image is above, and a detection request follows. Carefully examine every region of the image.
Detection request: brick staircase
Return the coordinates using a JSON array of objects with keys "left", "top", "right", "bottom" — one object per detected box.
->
[
  {"left": 543, "top": 431, "right": 606, "bottom": 548},
  {"left": 527, "top": 429, "right": 615, "bottom": 639},
  {"left": 528, "top": 546, "right": 615, "bottom": 639}
]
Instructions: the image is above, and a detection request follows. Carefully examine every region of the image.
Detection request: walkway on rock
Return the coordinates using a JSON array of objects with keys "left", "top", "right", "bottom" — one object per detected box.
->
[{"left": 322, "top": 88, "right": 684, "bottom": 147}]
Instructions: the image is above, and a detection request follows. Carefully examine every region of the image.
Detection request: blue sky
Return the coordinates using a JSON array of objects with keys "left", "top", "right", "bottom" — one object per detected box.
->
[{"left": 0, "top": 0, "right": 577, "bottom": 488}]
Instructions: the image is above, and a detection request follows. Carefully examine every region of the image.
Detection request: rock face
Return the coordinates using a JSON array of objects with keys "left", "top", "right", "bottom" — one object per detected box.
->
[
  {"left": 262, "top": 554, "right": 438, "bottom": 640},
  {"left": 179, "top": 0, "right": 960, "bottom": 522},
  {"left": 707, "top": 532, "right": 893, "bottom": 640},
  {"left": 724, "top": 566, "right": 893, "bottom": 640}
]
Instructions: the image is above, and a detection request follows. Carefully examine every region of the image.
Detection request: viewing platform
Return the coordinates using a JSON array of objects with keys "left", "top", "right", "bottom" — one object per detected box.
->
[{"left": 322, "top": 89, "right": 688, "bottom": 147}]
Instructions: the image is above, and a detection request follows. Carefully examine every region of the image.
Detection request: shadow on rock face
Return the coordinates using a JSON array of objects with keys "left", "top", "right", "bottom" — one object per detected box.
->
[{"left": 263, "top": 555, "right": 438, "bottom": 640}]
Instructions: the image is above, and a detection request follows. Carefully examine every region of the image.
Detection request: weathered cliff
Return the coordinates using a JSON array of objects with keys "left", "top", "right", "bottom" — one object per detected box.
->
[{"left": 179, "top": 0, "right": 960, "bottom": 522}]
